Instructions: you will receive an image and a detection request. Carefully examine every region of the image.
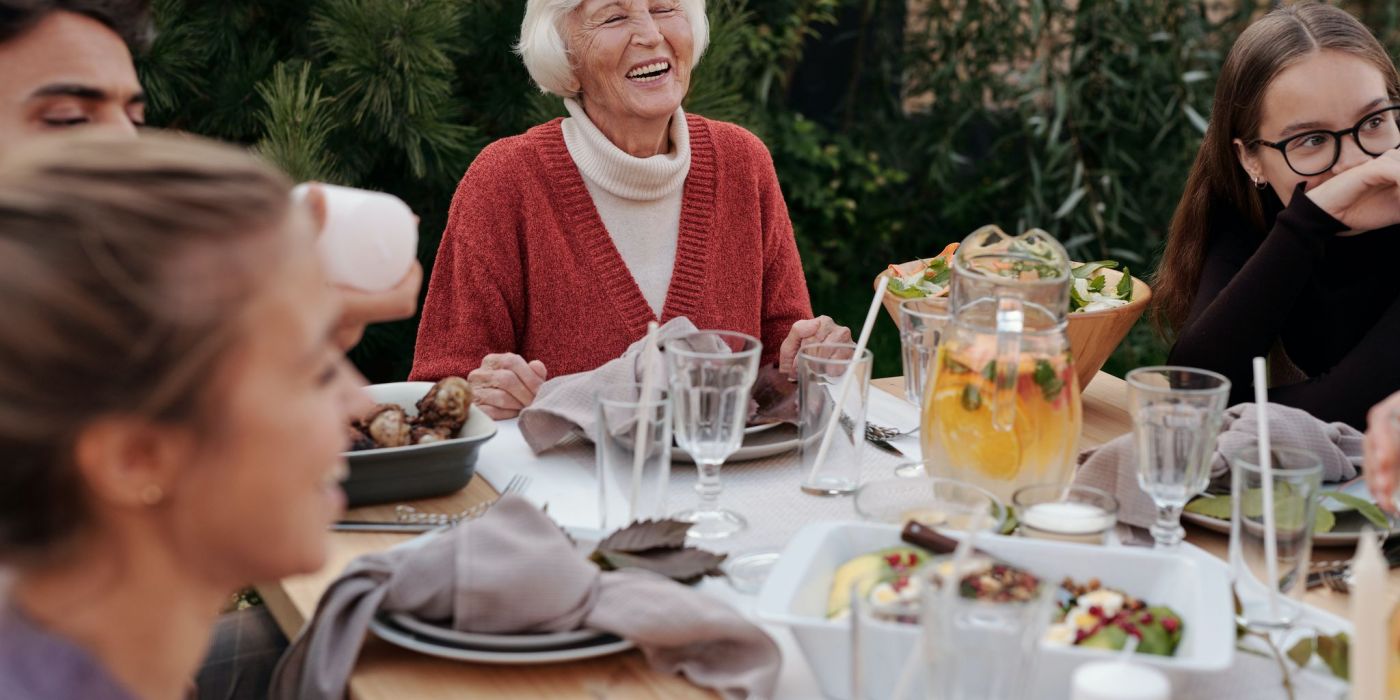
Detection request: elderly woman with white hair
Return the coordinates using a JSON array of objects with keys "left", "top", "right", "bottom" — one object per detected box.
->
[{"left": 411, "top": 0, "right": 848, "bottom": 418}]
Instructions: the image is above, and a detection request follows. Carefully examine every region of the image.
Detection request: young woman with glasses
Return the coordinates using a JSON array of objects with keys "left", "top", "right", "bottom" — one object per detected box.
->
[{"left": 1155, "top": 2, "right": 1400, "bottom": 429}]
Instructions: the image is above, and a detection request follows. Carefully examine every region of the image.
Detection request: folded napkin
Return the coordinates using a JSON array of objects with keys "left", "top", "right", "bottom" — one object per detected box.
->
[
  {"left": 1074, "top": 402, "right": 1363, "bottom": 528},
  {"left": 519, "top": 317, "right": 698, "bottom": 453},
  {"left": 268, "top": 495, "right": 780, "bottom": 700}
]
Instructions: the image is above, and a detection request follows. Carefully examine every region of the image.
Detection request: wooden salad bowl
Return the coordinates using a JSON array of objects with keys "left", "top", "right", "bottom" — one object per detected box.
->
[{"left": 875, "top": 260, "right": 1152, "bottom": 391}]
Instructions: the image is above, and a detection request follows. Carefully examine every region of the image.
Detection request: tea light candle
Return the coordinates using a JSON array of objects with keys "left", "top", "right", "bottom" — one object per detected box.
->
[
  {"left": 294, "top": 183, "right": 418, "bottom": 292},
  {"left": 1070, "top": 660, "right": 1170, "bottom": 700},
  {"left": 1021, "top": 501, "right": 1116, "bottom": 535}
]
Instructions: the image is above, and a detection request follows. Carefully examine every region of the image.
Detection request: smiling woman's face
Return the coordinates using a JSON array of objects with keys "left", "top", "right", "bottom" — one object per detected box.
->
[
  {"left": 1238, "top": 50, "right": 1396, "bottom": 206},
  {"left": 566, "top": 0, "right": 693, "bottom": 130}
]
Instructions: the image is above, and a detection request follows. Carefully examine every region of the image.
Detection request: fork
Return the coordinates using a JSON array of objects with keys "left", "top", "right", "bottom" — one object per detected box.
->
[
  {"left": 1319, "top": 567, "right": 1352, "bottom": 594},
  {"left": 395, "top": 474, "right": 531, "bottom": 526},
  {"left": 866, "top": 422, "right": 918, "bottom": 442}
]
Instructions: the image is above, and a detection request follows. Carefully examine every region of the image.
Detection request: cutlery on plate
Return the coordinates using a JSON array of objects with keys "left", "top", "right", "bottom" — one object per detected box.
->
[
  {"left": 866, "top": 422, "right": 918, "bottom": 441},
  {"left": 332, "top": 474, "right": 531, "bottom": 532},
  {"left": 866, "top": 436, "right": 906, "bottom": 457},
  {"left": 1304, "top": 539, "right": 1400, "bottom": 591}
]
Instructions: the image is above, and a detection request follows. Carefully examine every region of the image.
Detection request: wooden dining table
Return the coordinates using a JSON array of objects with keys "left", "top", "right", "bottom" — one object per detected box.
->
[{"left": 258, "top": 372, "right": 1398, "bottom": 699}]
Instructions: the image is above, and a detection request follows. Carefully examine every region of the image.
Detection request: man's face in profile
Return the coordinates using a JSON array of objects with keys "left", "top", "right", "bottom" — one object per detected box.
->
[{"left": 0, "top": 11, "right": 144, "bottom": 154}]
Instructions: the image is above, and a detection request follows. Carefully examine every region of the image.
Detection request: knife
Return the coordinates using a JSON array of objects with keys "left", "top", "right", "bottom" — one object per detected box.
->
[{"left": 866, "top": 436, "right": 906, "bottom": 457}]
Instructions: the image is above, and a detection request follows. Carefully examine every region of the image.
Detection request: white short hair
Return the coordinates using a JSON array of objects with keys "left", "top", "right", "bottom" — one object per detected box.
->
[{"left": 516, "top": 0, "right": 709, "bottom": 99}]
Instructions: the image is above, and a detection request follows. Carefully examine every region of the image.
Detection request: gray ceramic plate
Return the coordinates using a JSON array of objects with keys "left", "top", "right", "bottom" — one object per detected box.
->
[{"left": 343, "top": 382, "right": 497, "bottom": 507}]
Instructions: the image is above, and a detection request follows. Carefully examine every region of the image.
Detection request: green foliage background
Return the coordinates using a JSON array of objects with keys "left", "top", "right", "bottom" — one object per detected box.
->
[{"left": 136, "top": 0, "right": 1394, "bottom": 381}]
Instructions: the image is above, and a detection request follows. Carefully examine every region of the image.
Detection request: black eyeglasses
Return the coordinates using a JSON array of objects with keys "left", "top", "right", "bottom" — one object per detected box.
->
[{"left": 1250, "top": 105, "right": 1400, "bottom": 176}]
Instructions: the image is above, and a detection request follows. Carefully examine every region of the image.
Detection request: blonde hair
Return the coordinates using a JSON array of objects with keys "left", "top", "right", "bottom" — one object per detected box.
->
[
  {"left": 0, "top": 132, "right": 294, "bottom": 558},
  {"left": 516, "top": 0, "right": 709, "bottom": 99}
]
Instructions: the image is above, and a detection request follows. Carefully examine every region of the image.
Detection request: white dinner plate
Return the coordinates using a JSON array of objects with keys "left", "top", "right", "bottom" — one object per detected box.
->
[
  {"left": 370, "top": 615, "right": 634, "bottom": 665},
  {"left": 386, "top": 613, "right": 607, "bottom": 651},
  {"left": 1182, "top": 507, "right": 1393, "bottom": 548},
  {"left": 673, "top": 424, "right": 802, "bottom": 464}
]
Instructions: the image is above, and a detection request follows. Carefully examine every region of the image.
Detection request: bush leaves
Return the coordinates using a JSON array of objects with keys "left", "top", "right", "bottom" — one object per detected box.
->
[{"left": 589, "top": 519, "right": 726, "bottom": 585}]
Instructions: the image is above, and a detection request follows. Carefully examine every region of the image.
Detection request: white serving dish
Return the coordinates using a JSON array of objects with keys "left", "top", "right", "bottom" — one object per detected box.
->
[{"left": 755, "top": 521, "right": 1235, "bottom": 699}]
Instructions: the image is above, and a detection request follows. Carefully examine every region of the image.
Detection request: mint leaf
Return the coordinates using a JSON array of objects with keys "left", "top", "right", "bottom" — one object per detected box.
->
[
  {"left": 1317, "top": 633, "right": 1349, "bottom": 680},
  {"left": 1320, "top": 490, "right": 1391, "bottom": 530},
  {"left": 1116, "top": 267, "right": 1133, "bottom": 299},
  {"left": 961, "top": 384, "right": 982, "bottom": 411},
  {"left": 944, "top": 355, "right": 973, "bottom": 374},
  {"left": 1088, "top": 273, "right": 1107, "bottom": 293},
  {"left": 981, "top": 360, "right": 998, "bottom": 383},
  {"left": 1286, "top": 637, "right": 1314, "bottom": 668}
]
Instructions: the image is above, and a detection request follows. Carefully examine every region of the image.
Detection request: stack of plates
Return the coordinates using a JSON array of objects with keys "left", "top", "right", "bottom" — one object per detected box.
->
[{"left": 369, "top": 612, "right": 634, "bottom": 665}]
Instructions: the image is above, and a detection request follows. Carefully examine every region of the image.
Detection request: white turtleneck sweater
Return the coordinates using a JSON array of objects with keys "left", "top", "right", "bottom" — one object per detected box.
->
[{"left": 561, "top": 98, "right": 690, "bottom": 316}]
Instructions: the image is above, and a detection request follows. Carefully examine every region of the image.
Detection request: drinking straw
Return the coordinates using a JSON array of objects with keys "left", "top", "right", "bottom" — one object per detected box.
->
[
  {"left": 1253, "top": 357, "right": 1281, "bottom": 621},
  {"left": 629, "top": 321, "right": 660, "bottom": 522},
  {"left": 805, "top": 276, "right": 888, "bottom": 487}
]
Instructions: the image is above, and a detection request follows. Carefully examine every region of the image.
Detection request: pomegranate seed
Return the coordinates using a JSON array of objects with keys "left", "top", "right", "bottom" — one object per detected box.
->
[{"left": 1162, "top": 618, "right": 1179, "bottom": 634}]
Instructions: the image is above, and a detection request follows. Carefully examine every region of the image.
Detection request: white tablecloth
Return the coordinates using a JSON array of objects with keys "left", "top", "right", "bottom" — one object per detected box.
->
[{"left": 472, "top": 392, "right": 1351, "bottom": 700}]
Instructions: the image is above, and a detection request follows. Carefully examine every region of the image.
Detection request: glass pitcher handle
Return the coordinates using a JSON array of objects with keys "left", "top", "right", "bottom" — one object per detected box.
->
[{"left": 992, "top": 297, "right": 1024, "bottom": 432}]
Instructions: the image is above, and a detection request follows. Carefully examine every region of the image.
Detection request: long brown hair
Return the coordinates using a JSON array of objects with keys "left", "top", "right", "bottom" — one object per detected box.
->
[
  {"left": 0, "top": 133, "right": 293, "bottom": 560},
  {"left": 1153, "top": 2, "right": 1400, "bottom": 335}
]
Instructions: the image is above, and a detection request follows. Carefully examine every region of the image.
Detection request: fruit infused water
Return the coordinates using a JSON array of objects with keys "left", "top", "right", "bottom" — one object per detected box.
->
[{"left": 921, "top": 338, "right": 1081, "bottom": 504}]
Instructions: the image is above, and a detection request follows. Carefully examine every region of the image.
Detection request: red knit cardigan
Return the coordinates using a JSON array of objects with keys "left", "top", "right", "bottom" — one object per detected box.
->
[{"left": 409, "top": 114, "right": 814, "bottom": 381}]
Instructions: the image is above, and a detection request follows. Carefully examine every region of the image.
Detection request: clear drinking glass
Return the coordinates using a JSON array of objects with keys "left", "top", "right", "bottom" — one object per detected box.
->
[
  {"left": 853, "top": 476, "right": 1007, "bottom": 533},
  {"left": 1011, "top": 483, "right": 1118, "bottom": 545},
  {"left": 920, "top": 557, "right": 1054, "bottom": 700},
  {"left": 798, "top": 343, "right": 873, "bottom": 496},
  {"left": 850, "top": 582, "right": 925, "bottom": 700},
  {"left": 1229, "top": 444, "right": 1322, "bottom": 631},
  {"left": 595, "top": 383, "right": 672, "bottom": 532},
  {"left": 898, "top": 297, "right": 950, "bottom": 407},
  {"left": 1126, "top": 366, "right": 1231, "bottom": 550},
  {"left": 666, "top": 330, "right": 761, "bottom": 539}
]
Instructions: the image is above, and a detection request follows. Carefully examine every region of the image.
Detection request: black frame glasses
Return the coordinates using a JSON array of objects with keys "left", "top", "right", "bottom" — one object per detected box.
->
[{"left": 1250, "top": 105, "right": 1400, "bottom": 176}]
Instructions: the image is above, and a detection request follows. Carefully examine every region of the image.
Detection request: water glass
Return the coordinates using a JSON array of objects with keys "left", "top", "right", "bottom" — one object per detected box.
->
[
  {"left": 921, "top": 559, "right": 1054, "bottom": 700},
  {"left": 1228, "top": 444, "right": 1322, "bottom": 631},
  {"left": 850, "top": 583, "right": 925, "bottom": 700},
  {"left": 595, "top": 383, "right": 672, "bottom": 532},
  {"left": 798, "top": 343, "right": 873, "bottom": 496},
  {"left": 1012, "top": 483, "right": 1118, "bottom": 545},
  {"left": 666, "top": 330, "right": 761, "bottom": 539},
  {"left": 853, "top": 476, "right": 1007, "bottom": 533},
  {"left": 1126, "top": 366, "right": 1231, "bottom": 550},
  {"left": 898, "top": 297, "right": 950, "bottom": 407}
]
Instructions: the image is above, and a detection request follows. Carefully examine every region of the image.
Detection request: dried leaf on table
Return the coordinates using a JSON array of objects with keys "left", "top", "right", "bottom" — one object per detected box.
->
[
  {"left": 594, "top": 519, "right": 691, "bottom": 553},
  {"left": 1286, "top": 637, "right": 1314, "bottom": 668},
  {"left": 594, "top": 548, "right": 727, "bottom": 585},
  {"left": 1316, "top": 633, "right": 1349, "bottom": 680}
]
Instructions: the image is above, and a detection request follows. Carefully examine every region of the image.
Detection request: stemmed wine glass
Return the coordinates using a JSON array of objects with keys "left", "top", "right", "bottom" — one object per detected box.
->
[
  {"left": 666, "top": 331, "right": 761, "bottom": 539},
  {"left": 1126, "top": 366, "right": 1231, "bottom": 550}
]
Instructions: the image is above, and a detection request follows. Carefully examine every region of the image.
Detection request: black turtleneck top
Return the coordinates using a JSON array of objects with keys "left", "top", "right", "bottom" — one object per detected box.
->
[{"left": 1167, "top": 184, "right": 1400, "bottom": 429}]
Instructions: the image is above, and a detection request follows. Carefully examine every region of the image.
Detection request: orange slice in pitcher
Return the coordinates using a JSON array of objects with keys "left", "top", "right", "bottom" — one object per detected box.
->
[{"left": 932, "top": 381, "right": 1022, "bottom": 481}]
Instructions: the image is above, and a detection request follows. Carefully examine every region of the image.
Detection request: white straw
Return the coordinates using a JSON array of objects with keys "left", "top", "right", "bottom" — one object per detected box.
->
[
  {"left": 805, "top": 276, "right": 888, "bottom": 487},
  {"left": 1253, "top": 357, "right": 1281, "bottom": 621},
  {"left": 629, "top": 321, "right": 660, "bottom": 521}
]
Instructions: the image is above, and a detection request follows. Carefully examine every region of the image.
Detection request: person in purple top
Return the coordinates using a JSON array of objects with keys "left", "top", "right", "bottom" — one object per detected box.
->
[{"left": 0, "top": 134, "right": 369, "bottom": 698}]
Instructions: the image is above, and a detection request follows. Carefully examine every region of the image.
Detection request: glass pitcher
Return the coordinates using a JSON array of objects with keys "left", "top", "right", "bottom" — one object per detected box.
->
[{"left": 920, "top": 226, "right": 1083, "bottom": 504}]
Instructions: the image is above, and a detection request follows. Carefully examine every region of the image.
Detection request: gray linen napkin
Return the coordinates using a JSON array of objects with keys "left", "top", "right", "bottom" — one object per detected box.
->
[
  {"left": 268, "top": 495, "right": 780, "bottom": 700},
  {"left": 519, "top": 317, "right": 697, "bottom": 453},
  {"left": 1074, "top": 402, "right": 1363, "bottom": 528}
]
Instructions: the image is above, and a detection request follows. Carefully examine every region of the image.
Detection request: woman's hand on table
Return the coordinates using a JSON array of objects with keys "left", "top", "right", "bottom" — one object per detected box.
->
[
  {"left": 1364, "top": 390, "right": 1400, "bottom": 514},
  {"left": 778, "top": 316, "right": 853, "bottom": 378},
  {"left": 331, "top": 262, "right": 423, "bottom": 350},
  {"left": 469, "top": 353, "right": 548, "bottom": 419},
  {"left": 1305, "top": 148, "right": 1400, "bottom": 233}
]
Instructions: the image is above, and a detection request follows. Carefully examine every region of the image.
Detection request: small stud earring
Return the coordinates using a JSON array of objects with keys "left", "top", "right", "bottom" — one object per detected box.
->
[{"left": 139, "top": 483, "right": 164, "bottom": 506}]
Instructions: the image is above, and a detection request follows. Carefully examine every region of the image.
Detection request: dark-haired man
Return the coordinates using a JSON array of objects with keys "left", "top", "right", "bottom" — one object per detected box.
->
[
  {"left": 0, "top": 1, "right": 150, "bottom": 151},
  {"left": 0, "top": 0, "right": 421, "bottom": 351}
]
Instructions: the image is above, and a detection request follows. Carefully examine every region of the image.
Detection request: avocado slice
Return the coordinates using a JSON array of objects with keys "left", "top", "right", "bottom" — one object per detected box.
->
[
  {"left": 1078, "top": 625, "right": 1128, "bottom": 650},
  {"left": 825, "top": 546, "right": 925, "bottom": 618}
]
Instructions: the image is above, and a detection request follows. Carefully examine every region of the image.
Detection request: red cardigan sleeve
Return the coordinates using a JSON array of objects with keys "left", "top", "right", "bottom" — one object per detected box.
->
[
  {"left": 409, "top": 145, "right": 526, "bottom": 381},
  {"left": 752, "top": 137, "right": 813, "bottom": 364}
]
